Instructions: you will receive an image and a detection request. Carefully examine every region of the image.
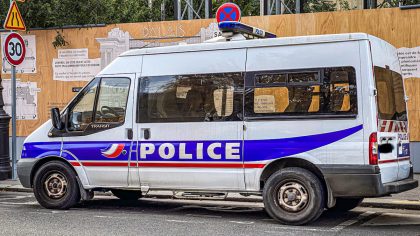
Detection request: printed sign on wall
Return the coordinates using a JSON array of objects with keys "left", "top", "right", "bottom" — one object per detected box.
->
[
  {"left": 52, "top": 48, "right": 101, "bottom": 81},
  {"left": 397, "top": 46, "right": 420, "bottom": 79},
  {"left": 58, "top": 48, "right": 89, "bottom": 59},
  {"left": 1, "top": 34, "right": 37, "bottom": 74},
  {"left": 2, "top": 79, "right": 40, "bottom": 120},
  {"left": 52, "top": 58, "right": 101, "bottom": 81}
]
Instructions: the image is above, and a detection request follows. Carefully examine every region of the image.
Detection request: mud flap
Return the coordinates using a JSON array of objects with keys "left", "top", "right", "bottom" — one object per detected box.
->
[{"left": 76, "top": 176, "right": 94, "bottom": 201}]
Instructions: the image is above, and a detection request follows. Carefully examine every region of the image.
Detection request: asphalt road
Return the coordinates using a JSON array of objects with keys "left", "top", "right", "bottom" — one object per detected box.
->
[{"left": 0, "top": 191, "right": 419, "bottom": 236}]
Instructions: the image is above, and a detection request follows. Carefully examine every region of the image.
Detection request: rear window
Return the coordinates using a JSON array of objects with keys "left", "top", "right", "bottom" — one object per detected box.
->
[
  {"left": 374, "top": 66, "right": 407, "bottom": 121},
  {"left": 245, "top": 67, "right": 357, "bottom": 118}
]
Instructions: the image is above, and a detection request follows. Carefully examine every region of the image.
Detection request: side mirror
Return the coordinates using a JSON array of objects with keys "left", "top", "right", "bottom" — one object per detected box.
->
[{"left": 51, "top": 108, "right": 64, "bottom": 130}]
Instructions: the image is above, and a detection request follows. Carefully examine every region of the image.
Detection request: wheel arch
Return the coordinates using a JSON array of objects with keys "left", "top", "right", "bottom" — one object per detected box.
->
[
  {"left": 30, "top": 156, "right": 78, "bottom": 187},
  {"left": 259, "top": 157, "right": 332, "bottom": 206},
  {"left": 260, "top": 158, "right": 325, "bottom": 188}
]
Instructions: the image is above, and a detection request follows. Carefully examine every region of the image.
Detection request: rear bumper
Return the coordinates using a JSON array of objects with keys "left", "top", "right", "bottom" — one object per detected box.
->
[{"left": 320, "top": 164, "right": 418, "bottom": 197}]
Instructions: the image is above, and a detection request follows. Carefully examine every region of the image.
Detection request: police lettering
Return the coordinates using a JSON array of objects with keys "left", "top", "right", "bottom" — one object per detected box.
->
[{"left": 139, "top": 142, "right": 241, "bottom": 160}]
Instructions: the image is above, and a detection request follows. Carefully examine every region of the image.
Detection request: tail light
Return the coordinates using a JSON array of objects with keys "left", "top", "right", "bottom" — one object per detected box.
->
[{"left": 369, "top": 132, "right": 378, "bottom": 165}]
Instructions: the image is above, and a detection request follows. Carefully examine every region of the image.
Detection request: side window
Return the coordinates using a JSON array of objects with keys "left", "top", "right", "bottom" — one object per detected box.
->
[
  {"left": 94, "top": 78, "right": 130, "bottom": 123},
  {"left": 68, "top": 77, "right": 130, "bottom": 132},
  {"left": 138, "top": 73, "right": 243, "bottom": 123},
  {"left": 68, "top": 79, "right": 99, "bottom": 131},
  {"left": 245, "top": 67, "right": 357, "bottom": 118}
]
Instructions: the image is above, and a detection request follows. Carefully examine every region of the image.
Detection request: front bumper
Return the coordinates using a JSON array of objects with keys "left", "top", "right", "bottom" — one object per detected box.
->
[
  {"left": 320, "top": 165, "right": 418, "bottom": 197},
  {"left": 17, "top": 158, "right": 39, "bottom": 188}
]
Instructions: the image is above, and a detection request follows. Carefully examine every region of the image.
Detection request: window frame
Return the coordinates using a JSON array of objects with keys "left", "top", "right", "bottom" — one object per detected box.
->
[
  {"left": 244, "top": 67, "right": 358, "bottom": 121},
  {"left": 136, "top": 73, "right": 245, "bottom": 123},
  {"left": 49, "top": 77, "right": 132, "bottom": 137}
]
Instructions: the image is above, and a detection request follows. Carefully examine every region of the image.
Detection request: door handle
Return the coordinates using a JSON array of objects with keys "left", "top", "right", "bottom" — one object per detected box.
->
[
  {"left": 143, "top": 128, "right": 151, "bottom": 140},
  {"left": 126, "top": 128, "right": 133, "bottom": 140}
]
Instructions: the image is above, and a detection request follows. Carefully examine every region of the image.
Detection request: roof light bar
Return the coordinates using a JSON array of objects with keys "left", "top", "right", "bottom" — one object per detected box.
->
[{"left": 218, "top": 21, "right": 277, "bottom": 39}]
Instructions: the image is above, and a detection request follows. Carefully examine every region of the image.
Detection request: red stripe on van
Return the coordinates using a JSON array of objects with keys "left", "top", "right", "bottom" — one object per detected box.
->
[
  {"left": 75, "top": 161, "right": 265, "bottom": 169},
  {"left": 138, "top": 162, "right": 265, "bottom": 168},
  {"left": 378, "top": 157, "right": 410, "bottom": 164},
  {"left": 70, "top": 161, "right": 81, "bottom": 166}
]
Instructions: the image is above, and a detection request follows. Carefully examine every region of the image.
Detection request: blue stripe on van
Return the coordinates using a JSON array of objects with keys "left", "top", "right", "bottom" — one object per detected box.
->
[{"left": 22, "top": 125, "right": 363, "bottom": 163}]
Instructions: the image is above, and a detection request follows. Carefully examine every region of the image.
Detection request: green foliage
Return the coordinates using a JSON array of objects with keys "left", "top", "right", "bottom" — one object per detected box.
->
[
  {"left": 1, "top": 0, "right": 418, "bottom": 29},
  {"left": 304, "top": 0, "right": 337, "bottom": 13},
  {"left": 52, "top": 30, "right": 69, "bottom": 49},
  {"left": 379, "top": 0, "right": 420, "bottom": 8}
]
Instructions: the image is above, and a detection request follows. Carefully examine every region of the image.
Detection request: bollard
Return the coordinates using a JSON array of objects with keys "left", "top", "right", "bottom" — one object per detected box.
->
[{"left": 0, "top": 76, "right": 11, "bottom": 180}]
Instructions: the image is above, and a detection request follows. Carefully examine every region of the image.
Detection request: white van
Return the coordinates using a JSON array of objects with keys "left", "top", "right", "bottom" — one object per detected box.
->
[{"left": 18, "top": 32, "right": 418, "bottom": 225}]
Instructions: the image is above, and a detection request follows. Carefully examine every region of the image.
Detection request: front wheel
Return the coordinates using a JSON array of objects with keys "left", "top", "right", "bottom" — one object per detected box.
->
[
  {"left": 263, "top": 167, "right": 325, "bottom": 225},
  {"left": 33, "top": 161, "right": 80, "bottom": 209},
  {"left": 111, "top": 189, "right": 142, "bottom": 200}
]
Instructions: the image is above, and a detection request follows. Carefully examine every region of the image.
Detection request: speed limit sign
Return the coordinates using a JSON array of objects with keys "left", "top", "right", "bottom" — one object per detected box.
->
[{"left": 3, "top": 32, "right": 26, "bottom": 66}]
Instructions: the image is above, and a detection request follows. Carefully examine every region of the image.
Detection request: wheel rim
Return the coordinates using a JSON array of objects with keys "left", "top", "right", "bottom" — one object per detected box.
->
[
  {"left": 277, "top": 181, "right": 309, "bottom": 212},
  {"left": 44, "top": 172, "right": 68, "bottom": 199}
]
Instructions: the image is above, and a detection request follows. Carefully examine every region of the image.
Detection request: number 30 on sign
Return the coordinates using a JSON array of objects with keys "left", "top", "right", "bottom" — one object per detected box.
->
[{"left": 3, "top": 32, "right": 26, "bottom": 66}]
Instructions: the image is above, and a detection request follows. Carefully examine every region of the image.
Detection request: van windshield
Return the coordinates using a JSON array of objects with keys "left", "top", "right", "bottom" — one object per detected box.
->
[{"left": 374, "top": 66, "right": 407, "bottom": 121}]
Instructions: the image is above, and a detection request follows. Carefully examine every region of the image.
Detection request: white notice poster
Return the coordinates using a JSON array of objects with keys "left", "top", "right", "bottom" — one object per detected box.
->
[
  {"left": 1, "top": 34, "right": 37, "bottom": 74},
  {"left": 52, "top": 58, "right": 101, "bottom": 81},
  {"left": 58, "top": 48, "right": 88, "bottom": 59},
  {"left": 2, "top": 79, "right": 40, "bottom": 120},
  {"left": 397, "top": 46, "right": 420, "bottom": 79}
]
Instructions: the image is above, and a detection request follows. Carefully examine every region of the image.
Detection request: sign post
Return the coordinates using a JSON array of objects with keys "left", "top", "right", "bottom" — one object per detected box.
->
[
  {"left": 2, "top": 0, "right": 26, "bottom": 179},
  {"left": 3, "top": 32, "right": 26, "bottom": 180}
]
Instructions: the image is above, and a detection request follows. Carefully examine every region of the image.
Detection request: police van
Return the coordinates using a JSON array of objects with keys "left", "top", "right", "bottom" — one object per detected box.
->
[{"left": 17, "top": 23, "right": 418, "bottom": 225}]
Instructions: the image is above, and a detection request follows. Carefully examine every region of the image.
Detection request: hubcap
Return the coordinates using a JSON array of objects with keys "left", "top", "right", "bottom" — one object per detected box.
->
[
  {"left": 44, "top": 172, "right": 68, "bottom": 199},
  {"left": 278, "top": 181, "right": 309, "bottom": 212}
]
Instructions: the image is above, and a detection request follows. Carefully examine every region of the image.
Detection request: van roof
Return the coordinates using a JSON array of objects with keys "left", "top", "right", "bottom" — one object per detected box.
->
[{"left": 120, "top": 33, "right": 376, "bottom": 57}]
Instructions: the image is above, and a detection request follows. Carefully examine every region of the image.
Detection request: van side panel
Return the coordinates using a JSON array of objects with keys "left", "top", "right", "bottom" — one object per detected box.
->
[
  {"left": 244, "top": 41, "right": 364, "bottom": 191},
  {"left": 137, "top": 49, "right": 247, "bottom": 190}
]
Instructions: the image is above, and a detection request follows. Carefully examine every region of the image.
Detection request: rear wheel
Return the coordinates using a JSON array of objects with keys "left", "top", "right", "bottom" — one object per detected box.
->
[
  {"left": 33, "top": 161, "right": 80, "bottom": 209},
  {"left": 111, "top": 189, "right": 142, "bottom": 200},
  {"left": 263, "top": 167, "right": 325, "bottom": 225},
  {"left": 329, "top": 198, "right": 363, "bottom": 212}
]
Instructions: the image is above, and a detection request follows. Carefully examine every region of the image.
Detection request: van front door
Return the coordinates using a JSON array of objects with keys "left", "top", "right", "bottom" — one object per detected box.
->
[
  {"left": 62, "top": 75, "right": 135, "bottom": 187},
  {"left": 135, "top": 50, "right": 246, "bottom": 191}
]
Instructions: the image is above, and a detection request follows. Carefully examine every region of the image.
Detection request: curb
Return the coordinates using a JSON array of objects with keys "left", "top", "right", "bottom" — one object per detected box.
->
[
  {"left": 1, "top": 186, "right": 420, "bottom": 211},
  {"left": 360, "top": 199, "right": 420, "bottom": 211},
  {"left": 0, "top": 187, "right": 32, "bottom": 193}
]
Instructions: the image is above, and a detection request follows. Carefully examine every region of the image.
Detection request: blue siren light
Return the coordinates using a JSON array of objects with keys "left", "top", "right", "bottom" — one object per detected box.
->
[{"left": 218, "top": 21, "right": 277, "bottom": 39}]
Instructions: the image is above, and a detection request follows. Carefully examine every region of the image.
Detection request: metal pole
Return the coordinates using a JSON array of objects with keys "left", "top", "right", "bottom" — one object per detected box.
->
[
  {"left": 275, "top": 0, "right": 280, "bottom": 14},
  {"left": 8, "top": 0, "right": 17, "bottom": 180},
  {"left": 187, "top": 0, "right": 193, "bottom": 20},
  {"left": 177, "top": 0, "right": 182, "bottom": 20},
  {"left": 11, "top": 65, "right": 16, "bottom": 179},
  {"left": 205, "top": 0, "right": 209, "bottom": 19},
  {"left": 0, "top": 75, "right": 12, "bottom": 180},
  {"left": 296, "top": 0, "right": 301, "bottom": 13},
  {"left": 260, "top": 0, "right": 264, "bottom": 16}
]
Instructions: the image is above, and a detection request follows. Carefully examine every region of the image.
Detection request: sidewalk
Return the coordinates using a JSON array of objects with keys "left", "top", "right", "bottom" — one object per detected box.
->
[{"left": 1, "top": 175, "right": 419, "bottom": 210}]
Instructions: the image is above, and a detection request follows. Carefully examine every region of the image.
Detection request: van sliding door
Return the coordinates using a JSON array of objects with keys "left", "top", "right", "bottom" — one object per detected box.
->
[{"left": 135, "top": 49, "right": 247, "bottom": 191}]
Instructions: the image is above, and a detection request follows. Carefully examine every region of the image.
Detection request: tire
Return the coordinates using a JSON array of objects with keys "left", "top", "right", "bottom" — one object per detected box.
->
[
  {"left": 33, "top": 161, "right": 80, "bottom": 209},
  {"left": 329, "top": 198, "right": 363, "bottom": 212},
  {"left": 263, "top": 167, "right": 325, "bottom": 225},
  {"left": 111, "top": 189, "right": 142, "bottom": 200}
]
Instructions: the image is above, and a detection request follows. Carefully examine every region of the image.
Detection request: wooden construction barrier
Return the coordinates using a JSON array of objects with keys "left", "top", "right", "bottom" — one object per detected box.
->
[{"left": 1, "top": 8, "right": 419, "bottom": 140}]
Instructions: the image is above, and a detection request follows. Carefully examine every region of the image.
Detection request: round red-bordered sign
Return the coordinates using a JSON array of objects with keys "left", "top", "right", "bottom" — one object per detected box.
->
[
  {"left": 216, "top": 3, "right": 241, "bottom": 23},
  {"left": 3, "top": 32, "right": 26, "bottom": 66}
]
